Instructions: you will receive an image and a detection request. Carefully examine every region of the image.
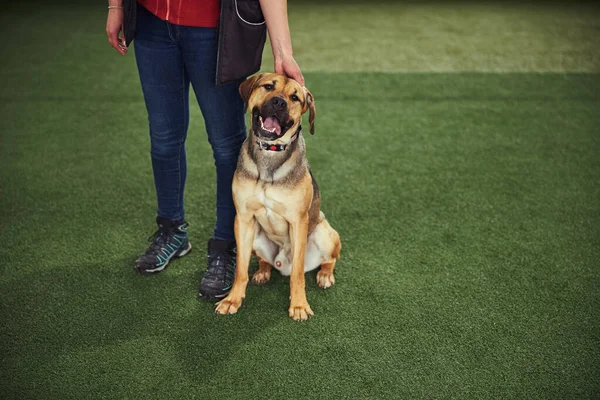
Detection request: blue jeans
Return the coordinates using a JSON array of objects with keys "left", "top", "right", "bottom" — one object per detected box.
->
[{"left": 134, "top": 4, "right": 246, "bottom": 241}]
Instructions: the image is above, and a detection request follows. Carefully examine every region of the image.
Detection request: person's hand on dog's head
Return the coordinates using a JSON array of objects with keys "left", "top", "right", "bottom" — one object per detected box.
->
[{"left": 275, "top": 54, "right": 304, "bottom": 86}]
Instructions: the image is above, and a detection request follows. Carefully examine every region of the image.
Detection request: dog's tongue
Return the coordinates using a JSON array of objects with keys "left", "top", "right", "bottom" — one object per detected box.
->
[{"left": 263, "top": 116, "right": 282, "bottom": 136}]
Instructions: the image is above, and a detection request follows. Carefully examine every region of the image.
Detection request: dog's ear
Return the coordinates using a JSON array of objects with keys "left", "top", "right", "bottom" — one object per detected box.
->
[
  {"left": 303, "top": 87, "right": 316, "bottom": 135},
  {"left": 239, "top": 74, "right": 263, "bottom": 113}
]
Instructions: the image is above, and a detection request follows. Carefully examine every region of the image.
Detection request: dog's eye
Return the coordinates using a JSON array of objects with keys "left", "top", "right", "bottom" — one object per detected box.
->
[
  {"left": 263, "top": 84, "right": 274, "bottom": 91},
  {"left": 290, "top": 94, "right": 300, "bottom": 102}
]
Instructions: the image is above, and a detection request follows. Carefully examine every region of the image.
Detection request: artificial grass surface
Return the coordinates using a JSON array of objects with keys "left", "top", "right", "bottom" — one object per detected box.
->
[
  {"left": 2, "top": 1, "right": 600, "bottom": 399},
  {"left": 2, "top": 70, "right": 599, "bottom": 399},
  {"left": 263, "top": 1, "right": 600, "bottom": 72}
]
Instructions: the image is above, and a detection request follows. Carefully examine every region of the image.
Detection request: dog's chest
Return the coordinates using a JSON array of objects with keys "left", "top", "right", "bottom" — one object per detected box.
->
[{"left": 247, "top": 185, "right": 289, "bottom": 241}]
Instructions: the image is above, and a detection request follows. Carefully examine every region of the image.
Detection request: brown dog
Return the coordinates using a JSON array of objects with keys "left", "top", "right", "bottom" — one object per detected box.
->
[{"left": 214, "top": 73, "right": 341, "bottom": 321}]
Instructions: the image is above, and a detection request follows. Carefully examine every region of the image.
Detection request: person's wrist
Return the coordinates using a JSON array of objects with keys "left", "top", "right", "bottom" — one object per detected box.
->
[{"left": 272, "top": 44, "right": 293, "bottom": 62}]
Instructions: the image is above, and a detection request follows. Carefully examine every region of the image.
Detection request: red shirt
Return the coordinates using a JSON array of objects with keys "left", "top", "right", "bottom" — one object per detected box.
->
[{"left": 137, "top": 0, "right": 221, "bottom": 28}]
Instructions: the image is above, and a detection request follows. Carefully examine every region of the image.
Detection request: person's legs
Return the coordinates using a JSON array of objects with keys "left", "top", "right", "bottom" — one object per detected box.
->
[
  {"left": 135, "top": 4, "right": 190, "bottom": 222},
  {"left": 177, "top": 25, "right": 247, "bottom": 299},
  {"left": 179, "top": 26, "right": 247, "bottom": 242},
  {"left": 133, "top": 5, "right": 192, "bottom": 273}
]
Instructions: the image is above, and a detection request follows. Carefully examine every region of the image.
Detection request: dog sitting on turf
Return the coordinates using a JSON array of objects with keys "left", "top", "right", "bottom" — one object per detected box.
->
[{"left": 214, "top": 73, "right": 341, "bottom": 321}]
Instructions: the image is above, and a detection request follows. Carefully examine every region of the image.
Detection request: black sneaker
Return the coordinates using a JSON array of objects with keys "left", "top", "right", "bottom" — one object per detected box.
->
[
  {"left": 198, "top": 238, "right": 236, "bottom": 300},
  {"left": 134, "top": 217, "right": 192, "bottom": 275}
]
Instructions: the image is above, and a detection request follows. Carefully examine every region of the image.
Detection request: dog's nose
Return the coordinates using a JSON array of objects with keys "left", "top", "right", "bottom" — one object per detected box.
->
[{"left": 270, "top": 96, "right": 287, "bottom": 110}]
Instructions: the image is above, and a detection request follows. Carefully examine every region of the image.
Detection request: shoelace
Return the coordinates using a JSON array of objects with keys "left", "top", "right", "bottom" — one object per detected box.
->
[
  {"left": 205, "top": 248, "right": 236, "bottom": 281},
  {"left": 146, "top": 230, "right": 169, "bottom": 255}
]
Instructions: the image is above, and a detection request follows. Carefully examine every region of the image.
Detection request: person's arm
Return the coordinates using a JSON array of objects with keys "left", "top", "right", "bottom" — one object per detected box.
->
[
  {"left": 259, "top": 0, "right": 304, "bottom": 85},
  {"left": 106, "top": 1, "right": 128, "bottom": 55}
]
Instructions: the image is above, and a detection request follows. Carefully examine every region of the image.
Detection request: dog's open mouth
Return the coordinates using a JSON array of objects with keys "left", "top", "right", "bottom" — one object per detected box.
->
[
  {"left": 260, "top": 116, "right": 282, "bottom": 136},
  {"left": 252, "top": 108, "right": 293, "bottom": 140}
]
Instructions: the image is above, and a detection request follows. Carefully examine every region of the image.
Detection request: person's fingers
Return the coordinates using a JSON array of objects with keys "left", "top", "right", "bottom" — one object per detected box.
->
[
  {"left": 108, "top": 31, "right": 126, "bottom": 55},
  {"left": 107, "top": 29, "right": 120, "bottom": 54},
  {"left": 274, "top": 57, "right": 304, "bottom": 85},
  {"left": 118, "top": 33, "right": 128, "bottom": 54},
  {"left": 109, "top": 37, "right": 118, "bottom": 51},
  {"left": 291, "top": 73, "right": 304, "bottom": 85},
  {"left": 287, "top": 60, "right": 304, "bottom": 85},
  {"left": 115, "top": 37, "right": 127, "bottom": 55},
  {"left": 119, "top": 25, "right": 128, "bottom": 52},
  {"left": 286, "top": 63, "right": 304, "bottom": 85},
  {"left": 293, "top": 71, "right": 305, "bottom": 86}
]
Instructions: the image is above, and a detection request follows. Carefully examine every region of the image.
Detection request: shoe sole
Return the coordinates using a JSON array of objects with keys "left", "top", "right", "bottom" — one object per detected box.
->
[
  {"left": 198, "top": 290, "right": 229, "bottom": 301},
  {"left": 198, "top": 282, "right": 233, "bottom": 301},
  {"left": 135, "top": 242, "right": 192, "bottom": 275}
]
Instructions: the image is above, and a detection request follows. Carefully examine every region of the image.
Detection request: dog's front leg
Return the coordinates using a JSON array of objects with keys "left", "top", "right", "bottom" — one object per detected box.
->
[
  {"left": 288, "top": 215, "right": 314, "bottom": 321},
  {"left": 215, "top": 214, "right": 255, "bottom": 315}
]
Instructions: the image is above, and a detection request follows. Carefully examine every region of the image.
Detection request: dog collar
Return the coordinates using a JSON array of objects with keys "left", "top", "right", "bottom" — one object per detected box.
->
[{"left": 255, "top": 125, "right": 301, "bottom": 152}]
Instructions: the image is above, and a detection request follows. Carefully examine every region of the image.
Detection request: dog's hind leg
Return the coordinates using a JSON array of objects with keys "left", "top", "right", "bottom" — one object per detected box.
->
[
  {"left": 305, "top": 217, "right": 341, "bottom": 289},
  {"left": 252, "top": 258, "right": 272, "bottom": 285},
  {"left": 317, "top": 259, "right": 336, "bottom": 289}
]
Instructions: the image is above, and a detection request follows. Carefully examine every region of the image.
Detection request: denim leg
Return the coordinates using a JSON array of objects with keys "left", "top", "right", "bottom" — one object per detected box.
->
[
  {"left": 134, "top": 5, "right": 189, "bottom": 222},
  {"left": 180, "top": 27, "right": 247, "bottom": 241}
]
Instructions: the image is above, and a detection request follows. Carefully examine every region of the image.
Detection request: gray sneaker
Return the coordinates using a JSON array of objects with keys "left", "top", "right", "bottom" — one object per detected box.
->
[{"left": 198, "top": 239, "right": 236, "bottom": 300}]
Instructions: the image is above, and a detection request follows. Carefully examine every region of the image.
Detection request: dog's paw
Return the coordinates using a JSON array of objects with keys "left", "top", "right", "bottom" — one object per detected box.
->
[
  {"left": 215, "top": 297, "right": 242, "bottom": 315},
  {"left": 316, "top": 270, "right": 335, "bottom": 289},
  {"left": 252, "top": 269, "right": 271, "bottom": 285},
  {"left": 288, "top": 303, "right": 314, "bottom": 321}
]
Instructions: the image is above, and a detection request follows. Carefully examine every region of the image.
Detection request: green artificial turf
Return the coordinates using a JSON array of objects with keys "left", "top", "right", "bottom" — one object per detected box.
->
[
  {"left": 1, "top": 1, "right": 600, "bottom": 400},
  {"left": 263, "top": 0, "right": 600, "bottom": 73}
]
